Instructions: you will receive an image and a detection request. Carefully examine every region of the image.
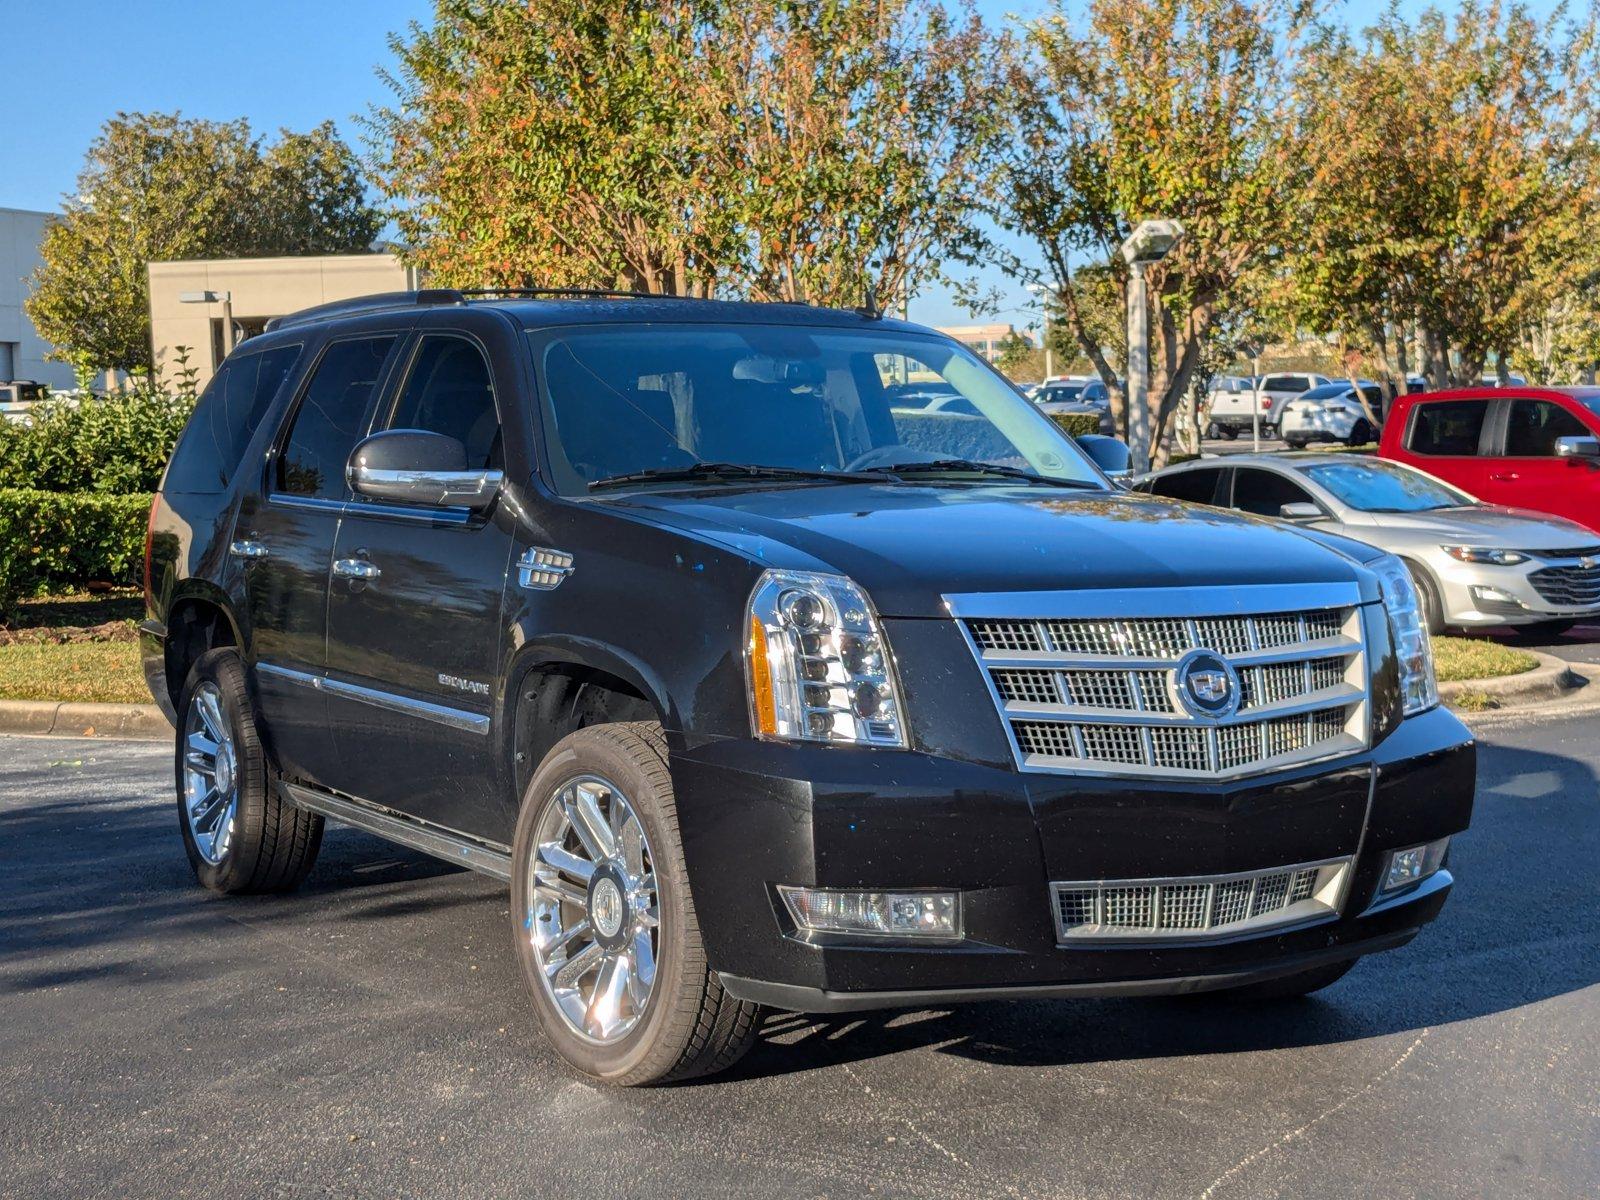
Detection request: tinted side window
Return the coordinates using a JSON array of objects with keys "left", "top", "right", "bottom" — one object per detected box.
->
[
  {"left": 277, "top": 337, "right": 396, "bottom": 499},
  {"left": 163, "top": 345, "right": 301, "bottom": 493},
  {"left": 1504, "top": 399, "right": 1588, "bottom": 456},
  {"left": 1232, "top": 468, "right": 1314, "bottom": 517},
  {"left": 386, "top": 336, "right": 500, "bottom": 469},
  {"left": 1149, "top": 468, "right": 1222, "bottom": 504},
  {"left": 1407, "top": 400, "right": 1488, "bottom": 456}
]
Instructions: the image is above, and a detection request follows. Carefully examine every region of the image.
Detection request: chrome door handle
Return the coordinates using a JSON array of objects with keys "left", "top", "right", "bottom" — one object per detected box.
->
[
  {"left": 332, "top": 557, "right": 381, "bottom": 580},
  {"left": 229, "top": 540, "right": 269, "bottom": 560}
]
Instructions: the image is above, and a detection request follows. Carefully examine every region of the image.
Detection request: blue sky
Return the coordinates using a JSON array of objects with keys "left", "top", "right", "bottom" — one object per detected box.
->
[{"left": 0, "top": 0, "right": 1536, "bottom": 327}]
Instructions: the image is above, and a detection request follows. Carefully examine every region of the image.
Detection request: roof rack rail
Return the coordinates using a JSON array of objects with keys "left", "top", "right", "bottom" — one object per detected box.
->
[
  {"left": 455, "top": 287, "right": 698, "bottom": 301},
  {"left": 264, "top": 288, "right": 464, "bottom": 333}
]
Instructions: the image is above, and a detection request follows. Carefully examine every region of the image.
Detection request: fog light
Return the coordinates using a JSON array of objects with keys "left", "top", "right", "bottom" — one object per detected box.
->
[
  {"left": 1469, "top": 585, "right": 1524, "bottom": 609},
  {"left": 780, "top": 887, "right": 961, "bottom": 938},
  {"left": 1382, "top": 837, "right": 1450, "bottom": 893}
]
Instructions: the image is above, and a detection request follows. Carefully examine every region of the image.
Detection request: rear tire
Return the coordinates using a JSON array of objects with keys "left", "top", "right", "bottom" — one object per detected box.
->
[
  {"left": 1217, "top": 425, "right": 1239, "bottom": 441},
  {"left": 511, "top": 722, "right": 762, "bottom": 1085},
  {"left": 1284, "top": 438, "right": 1307, "bottom": 451},
  {"left": 1207, "top": 959, "right": 1355, "bottom": 1001},
  {"left": 175, "top": 648, "right": 323, "bottom": 894},
  {"left": 1346, "top": 419, "right": 1374, "bottom": 447}
]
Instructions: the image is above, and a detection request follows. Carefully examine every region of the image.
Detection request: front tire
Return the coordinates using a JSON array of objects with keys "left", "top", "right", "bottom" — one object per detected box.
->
[
  {"left": 511, "top": 722, "right": 762, "bottom": 1085},
  {"left": 1346, "top": 419, "right": 1374, "bottom": 447},
  {"left": 175, "top": 648, "right": 323, "bottom": 893}
]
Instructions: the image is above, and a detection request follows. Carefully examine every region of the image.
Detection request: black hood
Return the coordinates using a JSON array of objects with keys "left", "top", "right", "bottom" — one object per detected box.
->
[{"left": 598, "top": 483, "right": 1373, "bottom": 618}]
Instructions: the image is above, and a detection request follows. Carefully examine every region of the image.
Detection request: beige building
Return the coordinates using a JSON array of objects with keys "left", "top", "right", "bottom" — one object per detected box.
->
[
  {"left": 935, "top": 323, "right": 1033, "bottom": 363},
  {"left": 148, "top": 253, "right": 418, "bottom": 389}
]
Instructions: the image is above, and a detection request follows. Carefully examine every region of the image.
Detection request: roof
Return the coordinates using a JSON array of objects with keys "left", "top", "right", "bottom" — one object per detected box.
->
[
  {"left": 265, "top": 288, "right": 928, "bottom": 335},
  {"left": 1397, "top": 385, "right": 1600, "bottom": 403}
]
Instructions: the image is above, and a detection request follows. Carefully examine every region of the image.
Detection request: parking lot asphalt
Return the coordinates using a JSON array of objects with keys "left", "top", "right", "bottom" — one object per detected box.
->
[{"left": 2, "top": 720, "right": 1597, "bottom": 1200}]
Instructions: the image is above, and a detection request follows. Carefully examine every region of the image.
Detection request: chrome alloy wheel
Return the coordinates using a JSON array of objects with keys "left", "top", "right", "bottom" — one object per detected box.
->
[
  {"left": 182, "top": 681, "right": 238, "bottom": 865},
  {"left": 526, "top": 774, "right": 659, "bottom": 1044}
]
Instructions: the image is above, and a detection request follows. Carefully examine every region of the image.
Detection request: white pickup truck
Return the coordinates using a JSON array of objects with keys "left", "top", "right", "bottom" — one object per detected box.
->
[{"left": 1207, "top": 372, "right": 1329, "bottom": 440}]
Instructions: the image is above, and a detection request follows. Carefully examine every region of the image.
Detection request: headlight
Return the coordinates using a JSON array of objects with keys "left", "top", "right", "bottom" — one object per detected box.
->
[
  {"left": 746, "top": 569, "right": 907, "bottom": 747},
  {"left": 1370, "top": 555, "right": 1438, "bottom": 716},
  {"left": 1442, "top": 545, "right": 1528, "bottom": 566}
]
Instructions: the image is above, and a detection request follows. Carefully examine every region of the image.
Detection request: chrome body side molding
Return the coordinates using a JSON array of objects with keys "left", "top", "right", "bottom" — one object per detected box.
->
[
  {"left": 255, "top": 662, "right": 491, "bottom": 735},
  {"left": 279, "top": 782, "right": 512, "bottom": 881}
]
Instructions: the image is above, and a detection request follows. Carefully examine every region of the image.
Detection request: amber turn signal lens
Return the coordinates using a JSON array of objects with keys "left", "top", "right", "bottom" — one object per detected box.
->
[{"left": 749, "top": 615, "right": 777, "bottom": 736}]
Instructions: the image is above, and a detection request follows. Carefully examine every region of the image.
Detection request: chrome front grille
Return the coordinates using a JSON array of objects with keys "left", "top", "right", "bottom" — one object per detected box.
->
[
  {"left": 955, "top": 585, "right": 1369, "bottom": 780},
  {"left": 1529, "top": 564, "right": 1600, "bottom": 608},
  {"left": 1051, "top": 858, "right": 1350, "bottom": 942}
]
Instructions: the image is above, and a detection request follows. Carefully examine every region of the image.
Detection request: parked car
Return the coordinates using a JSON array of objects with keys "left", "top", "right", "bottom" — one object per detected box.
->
[
  {"left": 1208, "top": 372, "right": 1330, "bottom": 439},
  {"left": 0, "top": 379, "right": 47, "bottom": 423},
  {"left": 1138, "top": 453, "right": 1600, "bottom": 635},
  {"left": 143, "top": 288, "right": 1473, "bottom": 1086},
  {"left": 1279, "top": 381, "right": 1385, "bottom": 449},
  {"left": 1379, "top": 386, "right": 1600, "bottom": 533},
  {"left": 1035, "top": 376, "right": 1116, "bottom": 435}
]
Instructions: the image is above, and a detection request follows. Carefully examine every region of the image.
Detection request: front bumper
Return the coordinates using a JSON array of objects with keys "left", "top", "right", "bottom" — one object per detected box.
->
[
  {"left": 1433, "top": 557, "right": 1600, "bottom": 627},
  {"left": 671, "top": 705, "right": 1473, "bottom": 1011}
]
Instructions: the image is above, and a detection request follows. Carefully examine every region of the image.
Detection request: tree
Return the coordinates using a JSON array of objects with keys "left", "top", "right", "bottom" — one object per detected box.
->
[
  {"left": 985, "top": 0, "right": 1301, "bottom": 468},
  {"left": 26, "top": 114, "right": 381, "bottom": 380},
  {"left": 369, "top": 0, "right": 998, "bottom": 309},
  {"left": 1288, "top": 2, "right": 1600, "bottom": 390}
]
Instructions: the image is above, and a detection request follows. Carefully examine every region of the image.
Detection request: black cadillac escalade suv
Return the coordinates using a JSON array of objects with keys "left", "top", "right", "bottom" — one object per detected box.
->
[{"left": 143, "top": 290, "right": 1474, "bottom": 1085}]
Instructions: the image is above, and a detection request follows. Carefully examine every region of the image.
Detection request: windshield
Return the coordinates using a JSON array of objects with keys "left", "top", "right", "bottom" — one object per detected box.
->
[
  {"left": 530, "top": 325, "right": 1103, "bottom": 494},
  {"left": 1300, "top": 459, "right": 1472, "bottom": 512}
]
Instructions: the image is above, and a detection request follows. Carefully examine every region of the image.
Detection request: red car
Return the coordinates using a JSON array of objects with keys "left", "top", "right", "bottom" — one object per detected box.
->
[{"left": 1380, "top": 386, "right": 1600, "bottom": 532}]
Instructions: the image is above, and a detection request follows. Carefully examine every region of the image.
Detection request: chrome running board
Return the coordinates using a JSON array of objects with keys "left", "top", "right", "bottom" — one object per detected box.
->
[{"left": 279, "top": 782, "right": 512, "bottom": 881}]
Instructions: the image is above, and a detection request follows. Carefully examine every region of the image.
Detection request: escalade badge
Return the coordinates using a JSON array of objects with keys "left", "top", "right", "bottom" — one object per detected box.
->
[{"left": 1173, "top": 650, "right": 1241, "bottom": 720}]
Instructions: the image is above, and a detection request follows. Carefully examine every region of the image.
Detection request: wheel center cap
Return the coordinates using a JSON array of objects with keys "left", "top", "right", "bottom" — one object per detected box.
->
[
  {"left": 214, "top": 748, "right": 234, "bottom": 795},
  {"left": 590, "top": 877, "right": 625, "bottom": 941}
]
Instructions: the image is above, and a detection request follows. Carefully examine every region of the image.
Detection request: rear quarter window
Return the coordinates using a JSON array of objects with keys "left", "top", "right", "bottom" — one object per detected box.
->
[{"left": 162, "top": 344, "right": 302, "bottom": 493}]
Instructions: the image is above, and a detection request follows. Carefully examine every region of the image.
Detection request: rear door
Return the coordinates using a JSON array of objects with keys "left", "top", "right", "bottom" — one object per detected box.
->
[
  {"left": 1394, "top": 396, "right": 1498, "bottom": 499},
  {"left": 323, "top": 323, "right": 517, "bottom": 839},
  {"left": 1491, "top": 396, "right": 1600, "bottom": 527},
  {"left": 235, "top": 329, "right": 408, "bottom": 787}
]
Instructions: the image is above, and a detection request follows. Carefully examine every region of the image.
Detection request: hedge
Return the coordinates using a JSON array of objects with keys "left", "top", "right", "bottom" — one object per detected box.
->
[
  {"left": 0, "top": 391, "right": 192, "bottom": 494},
  {"left": 0, "top": 489, "right": 152, "bottom": 615},
  {"left": 1048, "top": 412, "right": 1103, "bottom": 438}
]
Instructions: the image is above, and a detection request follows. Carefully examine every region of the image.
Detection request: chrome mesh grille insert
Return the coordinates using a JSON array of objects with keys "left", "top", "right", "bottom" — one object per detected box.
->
[
  {"left": 1052, "top": 859, "right": 1349, "bottom": 942},
  {"left": 961, "top": 596, "right": 1368, "bottom": 780}
]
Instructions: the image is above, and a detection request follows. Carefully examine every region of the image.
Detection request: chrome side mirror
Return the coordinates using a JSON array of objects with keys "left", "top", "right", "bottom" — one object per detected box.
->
[
  {"left": 1279, "top": 501, "right": 1322, "bottom": 521},
  {"left": 1555, "top": 435, "right": 1600, "bottom": 459},
  {"left": 347, "top": 429, "right": 502, "bottom": 510}
]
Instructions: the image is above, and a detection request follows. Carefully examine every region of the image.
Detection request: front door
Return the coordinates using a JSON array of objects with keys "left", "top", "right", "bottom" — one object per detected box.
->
[
  {"left": 1495, "top": 396, "right": 1600, "bottom": 529},
  {"left": 237, "top": 331, "right": 406, "bottom": 787},
  {"left": 1399, "top": 397, "right": 1499, "bottom": 500},
  {"left": 323, "top": 331, "right": 515, "bottom": 841}
]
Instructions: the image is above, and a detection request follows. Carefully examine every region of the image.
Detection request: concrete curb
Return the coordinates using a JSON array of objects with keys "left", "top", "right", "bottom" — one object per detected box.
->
[
  {"left": 0, "top": 699, "right": 171, "bottom": 740},
  {"left": 1439, "top": 649, "right": 1587, "bottom": 710}
]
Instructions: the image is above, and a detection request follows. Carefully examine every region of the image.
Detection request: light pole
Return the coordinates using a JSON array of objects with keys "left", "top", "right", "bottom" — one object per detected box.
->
[
  {"left": 1025, "top": 282, "right": 1055, "bottom": 381},
  {"left": 1119, "top": 219, "right": 1186, "bottom": 473},
  {"left": 178, "top": 290, "right": 237, "bottom": 362}
]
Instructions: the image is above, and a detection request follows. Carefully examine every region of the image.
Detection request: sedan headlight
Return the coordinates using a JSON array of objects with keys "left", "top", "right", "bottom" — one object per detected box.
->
[
  {"left": 746, "top": 569, "right": 907, "bottom": 747},
  {"left": 1370, "top": 555, "right": 1438, "bottom": 716},
  {"left": 1442, "top": 545, "right": 1528, "bottom": 566}
]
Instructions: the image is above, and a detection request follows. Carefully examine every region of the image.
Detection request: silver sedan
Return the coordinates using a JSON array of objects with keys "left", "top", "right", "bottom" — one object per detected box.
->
[{"left": 1137, "top": 453, "right": 1600, "bottom": 635}]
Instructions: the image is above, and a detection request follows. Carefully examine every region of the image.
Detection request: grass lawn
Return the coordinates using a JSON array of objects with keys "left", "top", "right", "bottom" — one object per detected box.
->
[
  {"left": 0, "top": 589, "right": 149, "bottom": 704},
  {"left": 1432, "top": 635, "right": 1538, "bottom": 684}
]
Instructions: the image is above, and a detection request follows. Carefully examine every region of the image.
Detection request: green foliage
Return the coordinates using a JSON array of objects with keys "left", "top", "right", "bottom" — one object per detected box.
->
[
  {"left": 0, "top": 491, "right": 152, "bottom": 615},
  {"left": 1048, "top": 412, "right": 1102, "bottom": 438},
  {"left": 370, "top": 0, "right": 1000, "bottom": 309},
  {"left": 26, "top": 113, "right": 381, "bottom": 376},
  {"left": 0, "top": 391, "right": 193, "bottom": 494}
]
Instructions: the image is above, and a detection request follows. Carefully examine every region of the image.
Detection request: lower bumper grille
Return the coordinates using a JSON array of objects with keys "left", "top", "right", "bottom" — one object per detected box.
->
[
  {"left": 1051, "top": 858, "right": 1351, "bottom": 943},
  {"left": 1529, "top": 564, "right": 1600, "bottom": 608}
]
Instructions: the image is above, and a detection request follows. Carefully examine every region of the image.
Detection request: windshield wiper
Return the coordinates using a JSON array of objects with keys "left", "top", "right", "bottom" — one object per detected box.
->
[
  {"left": 589, "top": 462, "right": 884, "bottom": 491},
  {"left": 859, "top": 458, "right": 1103, "bottom": 489}
]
